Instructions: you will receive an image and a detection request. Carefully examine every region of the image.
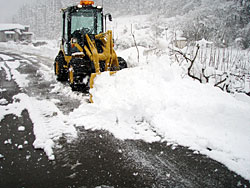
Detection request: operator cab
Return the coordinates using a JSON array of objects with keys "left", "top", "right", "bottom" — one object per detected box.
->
[
  {"left": 71, "top": 7, "right": 103, "bottom": 36},
  {"left": 61, "top": 0, "right": 103, "bottom": 55}
]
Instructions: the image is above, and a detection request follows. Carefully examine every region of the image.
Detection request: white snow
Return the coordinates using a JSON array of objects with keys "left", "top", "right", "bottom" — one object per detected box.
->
[
  {"left": 0, "top": 61, "right": 12, "bottom": 81},
  {"left": 0, "top": 88, "right": 6, "bottom": 92},
  {"left": 0, "top": 40, "right": 58, "bottom": 59},
  {"left": 18, "top": 145, "right": 23, "bottom": 150},
  {"left": 4, "top": 31, "right": 15, "bottom": 35},
  {"left": 5, "top": 60, "right": 29, "bottom": 88},
  {"left": 196, "top": 38, "right": 213, "bottom": 47},
  {"left": 0, "top": 24, "right": 25, "bottom": 32},
  {"left": 0, "top": 93, "right": 77, "bottom": 160},
  {"left": 26, "top": 155, "right": 31, "bottom": 160},
  {"left": 4, "top": 139, "right": 12, "bottom": 145},
  {"left": 0, "top": 98, "right": 8, "bottom": 105},
  {"left": 18, "top": 126, "right": 25, "bottom": 131},
  {"left": 70, "top": 54, "right": 250, "bottom": 180},
  {"left": 0, "top": 15, "right": 250, "bottom": 180},
  {"left": 0, "top": 54, "right": 13, "bottom": 61},
  {"left": 71, "top": 36, "right": 250, "bottom": 179},
  {"left": 0, "top": 55, "right": 29, "bottom": 87}
]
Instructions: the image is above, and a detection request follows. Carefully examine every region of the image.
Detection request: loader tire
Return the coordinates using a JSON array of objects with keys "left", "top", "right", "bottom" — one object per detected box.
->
[
  {"left": 68, "top": 58, "right": 91, "bottom": 92},
  {"left": 54, "top": 53, "right": 68, "bottom": 81},
  {"left": 118, "top": 57, "right": 128, "bottom": 70}
]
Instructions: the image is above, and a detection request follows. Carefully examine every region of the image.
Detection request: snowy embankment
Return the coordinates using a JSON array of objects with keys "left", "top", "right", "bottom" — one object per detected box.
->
[
  {"left": 0, "top": 14, "right": 250, "bottom": 180},
  {"left": 76, "top": 15, "right": 250, "bottom": 179},
  {"left": 73, "top": 52, "right": 250, "bottom": 180}
]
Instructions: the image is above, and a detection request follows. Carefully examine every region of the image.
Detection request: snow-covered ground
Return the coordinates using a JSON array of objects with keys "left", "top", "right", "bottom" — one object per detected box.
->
[
  {"left": 1, "top": 15, "right": 250, "bottom": 180},
  {"left": 0, "top": 54, "right": 77, "bottom": 160},
  {"left": 88, "top": 53, "right": 250, "bottom": 180},
  {"left": 0, "top": 40, "right": 59, "bottom": 59}
]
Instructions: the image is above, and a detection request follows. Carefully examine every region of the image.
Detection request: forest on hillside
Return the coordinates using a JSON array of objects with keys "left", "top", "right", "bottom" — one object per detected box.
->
[{"left": 13, "top": 0, "right": 250, "bottom": 48}]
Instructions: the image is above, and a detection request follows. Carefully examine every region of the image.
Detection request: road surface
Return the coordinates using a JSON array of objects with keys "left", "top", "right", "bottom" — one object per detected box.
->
[{"left": 0, "top": 48, "right": 249, "bottom": 188}]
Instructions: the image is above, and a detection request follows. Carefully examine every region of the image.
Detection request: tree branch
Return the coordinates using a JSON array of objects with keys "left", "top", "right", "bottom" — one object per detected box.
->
[
  {"left": 131, "top": 24, "right": 139, "bottom": 63},
  {"left": 172, "top": 45, "right": 202, "bottom": 83}
]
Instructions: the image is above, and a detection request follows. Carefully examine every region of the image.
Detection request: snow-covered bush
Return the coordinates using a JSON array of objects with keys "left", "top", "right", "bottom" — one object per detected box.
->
[{"left": 173, "top": 43, "right": 250, "bottom": 94}]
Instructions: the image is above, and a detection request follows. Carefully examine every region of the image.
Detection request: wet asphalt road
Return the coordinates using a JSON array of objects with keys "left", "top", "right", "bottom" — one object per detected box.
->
[{"left": 0, "top": 48, "right": 249, "bottom": 188}]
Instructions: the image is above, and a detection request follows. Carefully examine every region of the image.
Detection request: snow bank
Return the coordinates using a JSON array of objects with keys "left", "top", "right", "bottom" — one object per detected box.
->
[{"left": 69, "top": 54, "right": 250, "bottom": 180}]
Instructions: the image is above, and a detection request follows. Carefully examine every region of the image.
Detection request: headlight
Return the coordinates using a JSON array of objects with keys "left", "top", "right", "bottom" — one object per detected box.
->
[{"left": 71, "top": 38, "right": 78, "bottom": 44}]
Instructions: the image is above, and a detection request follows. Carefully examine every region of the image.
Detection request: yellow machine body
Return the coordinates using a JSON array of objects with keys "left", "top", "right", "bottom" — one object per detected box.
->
[
  {"left": 54, "top": 1, "right": 127, "bottom": 103},
  {"left": 57, "top": 30, "right": 120, "bottom": 103}
]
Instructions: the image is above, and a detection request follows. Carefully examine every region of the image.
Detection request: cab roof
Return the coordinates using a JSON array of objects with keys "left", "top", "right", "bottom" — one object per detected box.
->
[{"left": 61, "top": 2, "right": 102, "bottom": 13}]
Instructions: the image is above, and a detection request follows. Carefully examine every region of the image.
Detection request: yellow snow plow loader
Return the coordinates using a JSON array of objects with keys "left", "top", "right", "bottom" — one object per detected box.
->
[{"left": 54, "top": 0, "right": 127, "bottom": 102}]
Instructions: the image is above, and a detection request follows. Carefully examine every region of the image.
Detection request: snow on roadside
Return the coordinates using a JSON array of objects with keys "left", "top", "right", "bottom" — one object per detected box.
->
[
  {"left": 0, "top": 52, "right": 77, "bottom": 160},
  {"left": 6, "top": 60, "right": 29, "bottom": 88},
  {"left": 0, "top": 98, "right": 8, "bottom": 105},
  {"left": 50, "top": 82, "right": 89, "bottom": 101},
  {"left": 0, "top": 53, "right": 14, "bottom": 61},
  {"left": 0, "top": 60, "right": 12, "bottom": 81},
  {"left": 68, "top": 53, "right": 250, "bottom": 180},
  {"left": 0, "top": 40, "right": 58, "bottom": 59},
  {"left": 0, "top": 93, "right": 77, "bottom": 160},
  {"left": 0, "top": 54, "right": 29, "bottom": 87}
]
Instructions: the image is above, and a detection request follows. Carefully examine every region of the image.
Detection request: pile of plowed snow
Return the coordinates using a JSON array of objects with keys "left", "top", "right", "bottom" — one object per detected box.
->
[{"left": 69, "top": 53, "right": 250, "bottom": 180}]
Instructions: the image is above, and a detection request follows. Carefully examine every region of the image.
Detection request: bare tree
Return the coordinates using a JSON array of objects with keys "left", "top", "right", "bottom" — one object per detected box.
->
[
  {"left": 131, "top": 24, "right": 140, "bottom": 63},
  {"left": 172, "top": 45, "right": 203, "bottom": 83}
]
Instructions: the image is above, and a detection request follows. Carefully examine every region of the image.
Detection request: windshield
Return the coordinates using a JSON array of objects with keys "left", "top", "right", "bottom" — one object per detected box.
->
[{"left": 71, "top": 9, "right": 102, "bottom": 35}]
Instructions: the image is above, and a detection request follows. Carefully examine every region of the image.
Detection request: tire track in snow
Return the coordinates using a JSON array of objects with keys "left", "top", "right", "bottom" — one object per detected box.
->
[{"left": 0, "top": 51, "right": 78, "bottom": 160}]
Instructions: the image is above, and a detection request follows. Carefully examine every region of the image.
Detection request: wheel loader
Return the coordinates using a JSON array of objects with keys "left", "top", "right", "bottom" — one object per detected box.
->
[{"left": 54, "top": 0, "right": 127, "bottom": 102}]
